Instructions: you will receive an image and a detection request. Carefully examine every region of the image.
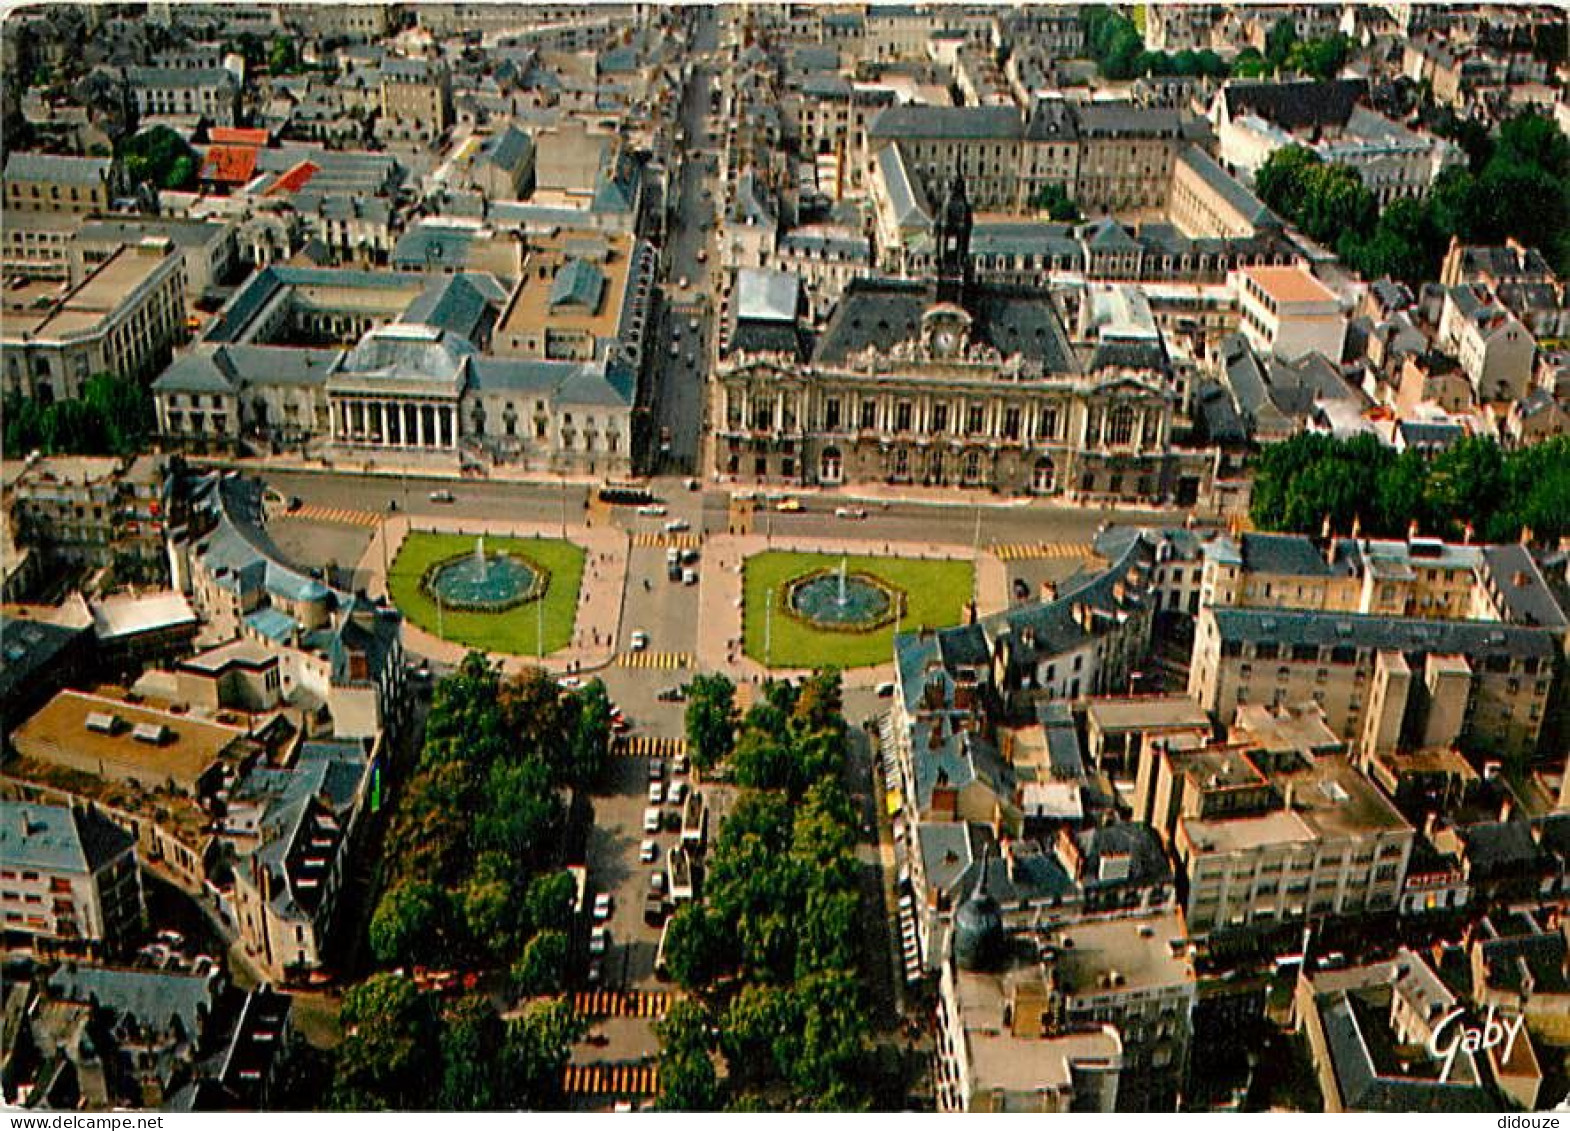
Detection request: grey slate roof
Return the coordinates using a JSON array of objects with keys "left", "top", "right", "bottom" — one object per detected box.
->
[
  {"left": 1176, "top": 145, "right": 1278, "bottom": 227},
  {"left": 0, "top": 802, "right": 134, "bottom": 874},
  {"left": 0, "top": 614, "right": 87, "bottom": 708},
  {"left": 867, "top": 104, "right": 1022, "bottom": 142},
  {"left": 48, "top": 965, "right": 220, "bottom": 1041},
  {"left": 1073, "top": 822, "right": 1173, "bottom": 891},
  {"left": 4, "top": 152, "right": 111, "bottom": 186},
  {"left": 875, "top": 144, "right": 931, "bottom": 232},
  {"left": 735, "top": 268, "right": 800, "bottom": 323},
  {"left": 1223, "top": 78, "right": 1369, "bottom": 131},
  {"left": 399, "top": 274, "right": 502, "bottom": 341},
  {"left": 549, "top": 258, "right": 606, "bottom": 311},
  {"left": 480, "top": 124, "right": 533, "bottom": 171},
  {"left": 1481, "top": 544, "right": 1570, "bottom": 631},
  {"left": 1208, "top": 607, "right": 1559, "bottom": 661}
]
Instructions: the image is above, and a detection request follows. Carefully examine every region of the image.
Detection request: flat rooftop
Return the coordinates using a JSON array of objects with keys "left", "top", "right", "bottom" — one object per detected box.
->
[
  {"left": 955, "top": 962, "right": 1122, "bottom": 1093},
  {"left": 1085, "top": 696, "right": 1211, "bottom": 735},
  {"left": 1049, "top": 910, "right": 1194, "bottom": 997},
  {"left": 499, "top": 229, "right": 634, "bottom": 343},
  {"left": 10, "top": 688, "right": 246, "bottom": 792},
  {"left": 1242, "top": 265, "right": 1337, "bottom": 306},
  {"left": 2, "top": 244, "right": 173, "bottom": 341}
]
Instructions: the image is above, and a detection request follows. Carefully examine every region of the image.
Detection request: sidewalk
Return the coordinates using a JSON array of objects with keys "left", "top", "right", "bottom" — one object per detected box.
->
[{"left": 355, "top": 514, "right": 630, "bottom": 675}]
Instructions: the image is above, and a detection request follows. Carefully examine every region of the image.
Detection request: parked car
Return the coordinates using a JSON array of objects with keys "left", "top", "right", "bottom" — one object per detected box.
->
[
  {"left": 557, "top": 675, "right": 583, "bottom": 690},
  {"left": 657, "top": 685, "right": 686, "bottom": 703},
  {"left": 775, "top": 498, "right": 803, "bottom": 512},
  {"left": 682, "top": 568, "right": 698, "bottom": 586},
  {"left": 649, "top": 871, "right": 667, "bottom": 896},
  {"left": 429, "top": 489, "right": 456, "bottom": 503},
  {"left": 643, "top": 808, "right": 662, "bottom": 833},
  {"left": 672, "top": 753, "right": 689, "bottom": 775},
  {"left": 875, "top": 681, "right": 896, "bottom": 698},
  {"left": 637, "top": 503, "right": 668, "bottom": 517},
  {"left": 663, "top": 518, "right": 690, "bottom": 533},
  {"left": 630, "top": 630, "right": 650, "bottom": 651},
  {"left": 648, "top": 759, "right": 664, "bottom": 781},
  {"left": 640, "top": 839, "right": 658, "bottom": 864},
  {"left": 587, "top": 960, "right": 604, "bottom": 985},
  {"left": 648, "top": 781, "right": 665, "bottom": 805},
  {"left": 669, "top": 781, "right": 687, "bottom": 806},
  {"left": 593, "top": 893, "right": 613, "bottom": 921},
  {"left": 589, "top": 927, "right": 610, "bottom": 956},
  {"left": 834, "top": 506, "right": 867, "bottom": 520}
]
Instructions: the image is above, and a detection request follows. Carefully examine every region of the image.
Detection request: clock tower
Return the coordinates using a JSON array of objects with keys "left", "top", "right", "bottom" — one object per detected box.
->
[{"left": 934, "top": 173, "right": 973, "bottom": 306}]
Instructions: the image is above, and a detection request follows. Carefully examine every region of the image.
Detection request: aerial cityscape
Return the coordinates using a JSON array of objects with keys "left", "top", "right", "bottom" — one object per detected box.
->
[{"left": 0, "top": 0, "right": 1568, "bottom": 1114}]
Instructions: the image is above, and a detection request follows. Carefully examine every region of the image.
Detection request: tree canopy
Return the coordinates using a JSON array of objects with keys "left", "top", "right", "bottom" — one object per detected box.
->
[
  {"left": 119, "top": 125, "right": 198, "bottom": 191},
  {"left": 1079, "top": 6, "right": 1227, "bottom": 81},
  {"left": 3, "top": 373, "right": 155, "bottom": 459},
  {"left": 1249, "top": 433, "right": 1570, "bottom": 545},
  {"left": 1256, "top": 113, "right": 1570, "bottom": 286},
  {"left": 334, "top": 655, "right": 608, "bottom": 1109},
  {"left": 660, "top": 670, "right": 878, "bottom": 1109}
]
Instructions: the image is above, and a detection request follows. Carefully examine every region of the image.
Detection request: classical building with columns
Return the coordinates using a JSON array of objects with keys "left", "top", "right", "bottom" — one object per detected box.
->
[
  {"left": 152, "top": 264, "right": 636, "bottom": 474},
  {"left": 712, "top": 178, "right": 1216, "bottom": 505}
]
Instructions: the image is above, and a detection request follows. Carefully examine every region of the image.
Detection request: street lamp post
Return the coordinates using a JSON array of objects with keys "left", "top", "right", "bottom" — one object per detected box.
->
[
  {"left": 537, "top": 591, "right": 544, "bottom": 664},
  {"left": 436, "top": 591, "right": 444, "bottom": 641},
  {"left": 559, "top": 472, "right": 568, "bottom": 537}
]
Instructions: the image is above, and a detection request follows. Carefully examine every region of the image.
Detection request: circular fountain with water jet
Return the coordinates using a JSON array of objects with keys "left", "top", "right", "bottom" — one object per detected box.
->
[
  {"left": 784, "top": 556, "right": 904, "bottom": 633},
  {"left": 421, "top": 534, "right": 548, "bottom": 612}
]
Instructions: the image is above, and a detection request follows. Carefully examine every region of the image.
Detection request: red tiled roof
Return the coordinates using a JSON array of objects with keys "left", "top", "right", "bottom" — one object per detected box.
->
[
  {"left": 200, "top": 145, "right": 259, "bottom": 186},
  {"left": 209, "top": 127, "right": 270, "bottom": 146},
  {"left": 265, "top": 160, "right": 319, "bottom": 196}
]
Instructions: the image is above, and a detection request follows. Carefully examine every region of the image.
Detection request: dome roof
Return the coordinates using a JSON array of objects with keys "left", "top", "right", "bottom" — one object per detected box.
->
[{"left": 953, "top": 886, "right": 1005, "bottom": 972}]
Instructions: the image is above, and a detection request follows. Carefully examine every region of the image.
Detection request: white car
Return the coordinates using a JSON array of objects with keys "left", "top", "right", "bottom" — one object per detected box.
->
[
  {"left": 630, "top": 630, "right": 650, "bottom": 652},
  {"left": 663, "top": 518, "right": 690, "bottom": 533},
  {"left": 648, "top": 758, "right": 664, "bottom": 781},
  {"left": 678, "top": 275, "right": 689, "bottom": 289},
  {"left": 640, "top": 839, "right": 658, "bottom": 864},
  {"left": 643, "top": 807, "right": 662, "bottom": 833},
  {"left": 688, "top": 319, "right": 700, "bottom": 333},
  {"left": 835, "top": 506, "right": 868, "bottom": 520},
  {"left": 557, "top": 675, "right": 583, "bottom": 690},
  {"left": 648, "top": 781, "right": 665, "bottom": 805},
  {"left": 593, "top": 893, "right": 613, "bottom": 921},
  {"left": 637, "top": 503, "right": 668, "bottom": 517},
  {"left": 682, "top": 568, "right": 698, "bottom": 586},
  {"left": 669, "top": 781, "right": 687, "bottom": 806},
  {"left": 589, "top": 927, "right": 610, "bottom": 956}
]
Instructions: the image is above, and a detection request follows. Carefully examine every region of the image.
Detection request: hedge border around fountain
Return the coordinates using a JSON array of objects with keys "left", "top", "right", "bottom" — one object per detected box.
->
[
  {"left": 418, "top": 550, "right": 551, "bottom": 614},
  {"left": 780, "top": 566, "right": 906, "bottom": 635}
]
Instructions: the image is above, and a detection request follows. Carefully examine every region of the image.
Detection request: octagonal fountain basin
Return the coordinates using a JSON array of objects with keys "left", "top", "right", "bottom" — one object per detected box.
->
[
  {"left": 785, "top": 559, "right": 901, "bottom": 632},
  {"left": 422, "top": 536, "right": 545, "bottom": 612}
]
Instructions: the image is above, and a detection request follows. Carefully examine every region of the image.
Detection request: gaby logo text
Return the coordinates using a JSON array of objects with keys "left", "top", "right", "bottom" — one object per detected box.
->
[{"left": 1426, "top": 1004, "right": 1525, "bottom": 1083}]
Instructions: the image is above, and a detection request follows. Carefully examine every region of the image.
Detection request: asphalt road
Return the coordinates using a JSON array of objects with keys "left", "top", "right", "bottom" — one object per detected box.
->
[
  {"left": 646, "top": 46, "right": 721, "bottom": 477},
  {"left": 260, "top": 467, "right": 1183, "bottom": 549}
]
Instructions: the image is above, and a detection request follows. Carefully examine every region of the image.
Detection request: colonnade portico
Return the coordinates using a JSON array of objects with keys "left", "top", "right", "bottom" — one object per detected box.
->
[{"left": 329, "top": 396, "right": 458, "bottom": 449}]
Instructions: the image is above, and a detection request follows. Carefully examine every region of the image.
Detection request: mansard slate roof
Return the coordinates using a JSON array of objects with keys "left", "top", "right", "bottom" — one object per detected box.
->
[
  {"left": 1222, "top": 78, "right": 1370, "bottom": 131},
  {"left": 868, "top": 104, "right": 1022, "bottom": 141},
  {"left": 1208, "top": 607, "right": 1558, "bottom": 660}
]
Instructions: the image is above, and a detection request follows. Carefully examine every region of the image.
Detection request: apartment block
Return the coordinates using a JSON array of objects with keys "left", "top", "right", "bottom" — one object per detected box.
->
[
  {"left": 1236, "top": 265, "right": 1345, "bottom": 363},
  {"left": 0, "top": 801, "right": 144, "bottom": 956}
]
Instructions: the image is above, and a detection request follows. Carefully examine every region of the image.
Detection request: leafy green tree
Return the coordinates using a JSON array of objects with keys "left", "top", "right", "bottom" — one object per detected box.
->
[
  {"left": 663, "top": 904, "right": 733, "bottom": 990},
  {"left": 524, "top": 870, "right": 578, "bottom": 934},
  {"left": 119, "top": 126, "right": 198, "bottom": 191},
  {"left": 684, "top": 673, "right": 737, "bottom": 770},
  {"left": 1031, "top": 181, "right": 1081, "bottom": 221},
  {"left": 501, "top": 1000, "right": 585, "bottom": 1108},
  {"left": 369, "top": 880, "right": 447, "bottom": 967},
  {"left": 438, "top": 996, "right": 505, "bottom": 1111},
  {"left": 566, "top": 678, "right": 613, "bottom": 788},
  {"left": 458, "top": 853, "right": 528, "bottom": 961},
  {"left": 1254, "top": 145, "right": 1321, "bottom": 221},
  {"left": 1233, "top": 47, "right": 1270, "bottom": 78},
  {"left": 331, "top": 974, "right": 440, "bottom": 1110},
  {"left": 474, "top": 757, "right": 564, "bottom": 869},
  {"left": 1285, "top": 35, "right": 1351, "bottom": 80},
  {"left": 510, "top": 929, "right": 570, "bottom": 998},
  {"left": 268, "top": 36, "right": 299, "bottom": 74},
  {"left": 1265, "top": 16, "right": 1298, "bottom": 69},
  {"left": 655, "top": 1000, "right": 722, "bottom": 1111}
]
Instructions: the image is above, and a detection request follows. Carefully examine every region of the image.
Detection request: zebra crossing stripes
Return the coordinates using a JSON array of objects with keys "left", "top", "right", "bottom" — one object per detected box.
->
[
  {"left": 616, "top": 651, "right": 693, "bottom": 670},
  {"left": 613, "top": 735, "right": 688, "bottom": 759},
  {"left": 561, "top": 1062, "right": 659, "bottom": 1097},
  {"left": 989, "top": 541, "right": 1095, "bottom": 562},
  {"left": 631, "top": 532, "right": 702, "bottom": 550},
  {"left": 286, "top": 504, "right": 382, "bottom": 529},
  {"left": 571, "top": 990, "right": 672, "bottom": 1019}
]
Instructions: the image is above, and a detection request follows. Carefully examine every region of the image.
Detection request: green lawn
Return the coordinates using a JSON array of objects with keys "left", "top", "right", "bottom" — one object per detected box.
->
[
  {"left": 743, "top": 552, "right": 974, "bottom": 670},
  {"left": 387, "top": 531, "right": 585, "bottom": 656}
]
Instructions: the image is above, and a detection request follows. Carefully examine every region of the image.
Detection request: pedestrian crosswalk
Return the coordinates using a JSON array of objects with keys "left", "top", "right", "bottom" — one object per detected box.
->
[
  {"left": 613, "top": 735, "right": 688, "bottom": 759},
  {"left": 571, "top": 990, "right": 672, "bottom": 1019},
  {"left": 285, "top": 504, "right": 382, "bottom": 529},
  {"left": 561, "top": 1062, "right": 659, "bottom": 1097},
  {"left": 616, "top": 651, "right": 693, "bottom": 670},
  {"left": 631, "top": 532, "right": 702, "bottom": 550},
  {"left": 989, "top": 541, "right": 1095, "bottom": 562}
]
